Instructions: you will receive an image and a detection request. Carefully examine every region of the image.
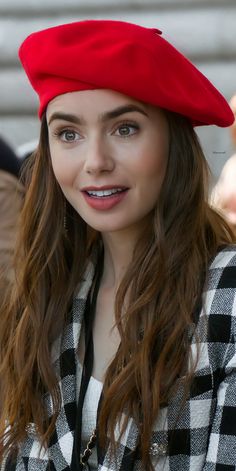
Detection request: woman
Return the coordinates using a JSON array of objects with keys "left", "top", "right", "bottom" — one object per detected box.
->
[
  {"left": 0, "top": 19, "right": 235, "bottom": 471},
  {"left": 0, "top": 137, "right": 24, "bottom": 307}
]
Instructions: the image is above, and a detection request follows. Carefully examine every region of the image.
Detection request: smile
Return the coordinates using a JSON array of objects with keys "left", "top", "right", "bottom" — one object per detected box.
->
[
  {"left": 82, "top": 186, "right": 128, "bottom": 210},
  {"left": 86, "top": 188, "right": 125, "bottom": 198}
]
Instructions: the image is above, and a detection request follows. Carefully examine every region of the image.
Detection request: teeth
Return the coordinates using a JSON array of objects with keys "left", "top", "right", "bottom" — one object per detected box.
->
[{"left": 87, "top": 188, "right": 124, "bottom": 197}]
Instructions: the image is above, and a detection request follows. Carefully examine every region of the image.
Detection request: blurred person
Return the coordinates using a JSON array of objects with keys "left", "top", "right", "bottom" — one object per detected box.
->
[
  {"left": 229, "top": 93, "right": 236, "bottom": 146},
  {"left": 0, "top": 137, "right": 24, "bottom": 304},
  {"left": 211, "top": 94, "right": 236, "bottom": 236},
  {"left": 211, "top": 154, "right": 236, "bottom": 236},
  {"left": 0, "top": 20, "right": 236, "bottom": 471},
  {"left": 17, "top": 139, "right": 38, "bottom": 161}
]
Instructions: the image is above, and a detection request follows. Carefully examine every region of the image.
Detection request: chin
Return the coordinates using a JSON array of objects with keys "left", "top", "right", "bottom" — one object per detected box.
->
[
  {"left": 86, "top": 222, "right": 129, "bottom": 233},
  {"left": 83, "top": 216, "right": 139, "bottom": 234}
]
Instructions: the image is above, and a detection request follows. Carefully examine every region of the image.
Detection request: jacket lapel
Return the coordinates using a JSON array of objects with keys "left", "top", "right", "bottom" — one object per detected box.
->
[{"left": 48, "top": 260, "right": 95, "bottom": 469}]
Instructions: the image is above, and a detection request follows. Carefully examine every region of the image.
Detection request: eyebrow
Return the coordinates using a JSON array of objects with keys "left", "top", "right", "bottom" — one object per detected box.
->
[{"left": 48, "top": 104, "right": 148, "bottom": 126}]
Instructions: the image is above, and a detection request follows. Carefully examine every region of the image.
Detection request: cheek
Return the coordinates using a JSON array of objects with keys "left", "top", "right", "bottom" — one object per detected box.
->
[
  {"left": 50, "top": 152, "right": 78, "bottom": 188},
  {"left": 225, "top": 196, "right": 236, "bottom": 213},
  {"left": 143, "top": 128, "right": 168, "bottom": 171},
  {"left": 135, "top": 144, "right": 168, "bottom": 182}
]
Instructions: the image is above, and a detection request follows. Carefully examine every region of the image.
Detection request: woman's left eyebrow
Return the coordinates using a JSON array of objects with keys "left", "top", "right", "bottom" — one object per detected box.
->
[
  {"left": 100, "top": 104, "right": 149, "bottom": 122},
  {"left": 48, "top": 104, "right": 148, "bottom": 126}
]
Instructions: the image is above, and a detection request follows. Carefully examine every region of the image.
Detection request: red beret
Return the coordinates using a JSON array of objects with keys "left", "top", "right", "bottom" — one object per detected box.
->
[{"left": 19, "top": 19, "right": 234, "bottom": 127}]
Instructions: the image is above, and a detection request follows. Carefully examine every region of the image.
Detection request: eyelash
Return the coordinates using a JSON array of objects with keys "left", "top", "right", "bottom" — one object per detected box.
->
[
  {"left": 52, "top": 128, "right": 80, "bottom": 142},
  {"left": 52, "top": 121, "right": 140, "bottom": 142},
  {"left": 115, "top": 122, "right": 139, "bottom": 137}
]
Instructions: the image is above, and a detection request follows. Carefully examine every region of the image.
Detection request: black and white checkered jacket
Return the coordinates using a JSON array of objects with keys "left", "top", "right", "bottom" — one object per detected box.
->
[{"left": 3, "top": 245, "right": 236, "bottom": 471}]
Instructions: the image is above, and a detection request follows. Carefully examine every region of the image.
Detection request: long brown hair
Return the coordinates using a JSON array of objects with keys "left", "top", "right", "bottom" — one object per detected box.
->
[{"left": 0, "top": 112, "right": 234, "bottom": 469}]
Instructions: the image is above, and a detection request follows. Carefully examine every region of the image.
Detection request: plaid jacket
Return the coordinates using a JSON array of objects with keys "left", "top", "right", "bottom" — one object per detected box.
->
[{"left": 3, "top": 245, "right": 236, "bottom": 471}]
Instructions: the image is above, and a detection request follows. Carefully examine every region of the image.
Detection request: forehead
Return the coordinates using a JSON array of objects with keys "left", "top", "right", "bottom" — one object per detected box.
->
[
  {"left": 46, "top": 89, "right": 169, "bottom": 131},
  {"left": 47, "top": 89, "right": 147, "bottom": 115}
]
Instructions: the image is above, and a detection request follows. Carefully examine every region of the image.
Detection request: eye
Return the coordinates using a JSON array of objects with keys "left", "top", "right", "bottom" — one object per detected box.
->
[
  {"left": 60, "top": 130, "right": 80, "bottom": 142},
  {"left": 52, "top": 128, "right": 81, "bottom": 142},
  {"left": 115, "top": 123, "right": 139, "bottom": 137}
]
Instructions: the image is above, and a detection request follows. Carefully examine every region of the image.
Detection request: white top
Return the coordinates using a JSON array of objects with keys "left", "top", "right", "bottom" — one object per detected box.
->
[{"left": 76, "top": 361, "right": 103, "bottom": 470}]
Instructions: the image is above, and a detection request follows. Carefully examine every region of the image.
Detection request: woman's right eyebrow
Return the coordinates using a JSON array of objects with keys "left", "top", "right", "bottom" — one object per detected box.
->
[
  {"left": 48, "top": 105, "right": 148, "bottom": 126},
  {"left": 48, "top": 112, "right": 84, "bottom": 126}
]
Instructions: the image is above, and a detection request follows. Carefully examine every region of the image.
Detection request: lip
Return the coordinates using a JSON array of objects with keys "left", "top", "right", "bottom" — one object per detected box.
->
[
  {"left": 81, "top": 185, "right": 128, "bottom": 191},
  {"left": 81, "top": 185, "right": 129, "bottom": 211}
]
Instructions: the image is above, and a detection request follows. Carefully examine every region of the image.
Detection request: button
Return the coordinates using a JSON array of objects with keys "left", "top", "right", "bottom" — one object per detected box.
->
[{"left": 149, "top": 443, "right": 167, "bottom": 456}]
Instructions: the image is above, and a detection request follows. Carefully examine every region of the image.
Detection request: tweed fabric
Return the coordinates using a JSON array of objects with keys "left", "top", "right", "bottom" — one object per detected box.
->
[{"left": 3, "top": 246, "right": 236, "bottom": 471}]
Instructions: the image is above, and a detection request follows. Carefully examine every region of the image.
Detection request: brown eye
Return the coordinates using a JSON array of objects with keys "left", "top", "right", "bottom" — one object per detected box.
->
[
  {"left": 119, "top": 126, "right": 131, "bottom": 136},
  {"left": 62, "top": 130, "right": 78, "bottom": 141},
  {"left": 116, "top": 123, "right": 139, "bottom": 137}
]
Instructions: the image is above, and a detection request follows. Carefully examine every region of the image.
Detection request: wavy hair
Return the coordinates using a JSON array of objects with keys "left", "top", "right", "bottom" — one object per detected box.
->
[{"left": 0, "top": 112, "right": 234, "bottom": 469}]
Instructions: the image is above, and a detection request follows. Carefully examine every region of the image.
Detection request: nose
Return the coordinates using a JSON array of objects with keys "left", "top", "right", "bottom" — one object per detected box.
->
[{"left": 84, "top": 135, "right": 115, "bottom": 175}]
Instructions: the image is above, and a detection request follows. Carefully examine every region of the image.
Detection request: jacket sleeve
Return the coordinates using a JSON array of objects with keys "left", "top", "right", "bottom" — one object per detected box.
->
[{"left": 203, "top": 305, "right": 236, "bottom": 469}]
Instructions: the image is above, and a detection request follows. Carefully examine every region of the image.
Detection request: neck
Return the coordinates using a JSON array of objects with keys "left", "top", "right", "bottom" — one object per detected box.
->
[{"left": 100, "top": 228, "right": 140, "bottom": 291}]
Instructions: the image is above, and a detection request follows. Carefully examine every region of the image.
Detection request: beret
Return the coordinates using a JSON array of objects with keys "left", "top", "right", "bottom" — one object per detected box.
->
[{"left": 18, "top": 19, "right": 234, "bottom": 127}]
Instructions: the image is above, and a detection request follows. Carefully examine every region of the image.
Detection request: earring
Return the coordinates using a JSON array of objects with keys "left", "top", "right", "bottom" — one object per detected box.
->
[{"left": 63, "top": 200, "right": 68, "bottom": 232}]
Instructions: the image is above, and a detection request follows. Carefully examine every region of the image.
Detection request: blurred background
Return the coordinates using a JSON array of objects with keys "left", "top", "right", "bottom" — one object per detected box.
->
[{"left": 0, "top": 0, "right": 236, "bottom": 181}]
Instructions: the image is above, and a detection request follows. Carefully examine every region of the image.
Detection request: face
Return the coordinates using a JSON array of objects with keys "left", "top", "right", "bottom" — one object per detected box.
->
[
  {"left": 215, "top": 157, "right": 236, "bottom": 233},
  {"left": 229, "top": 95, "right": 236, "bottom": 146},
  {"left": 222, "top": 197, "right": 236, "bottom": 230},
  {"left": 47, "top": 89, "right": 169, "bottom": 235}
]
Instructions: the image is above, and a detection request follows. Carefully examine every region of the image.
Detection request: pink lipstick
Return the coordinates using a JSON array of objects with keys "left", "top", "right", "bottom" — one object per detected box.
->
[{"left": 81, "top": 186, "right": 128, "bottom": 210}]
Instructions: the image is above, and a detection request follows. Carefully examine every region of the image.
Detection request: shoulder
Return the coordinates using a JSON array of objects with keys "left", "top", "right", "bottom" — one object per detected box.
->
[
  {"left": 201, "top": 245, "right": 236, "bottom": 343},
  {"left": 192, "top": 246, "right": 236, "bottom": 374},
  {"left": 0, "top": 170, "right": 24, "bottom": 199},
  {"left": 206, "top": 245, "right": 236, "bottom": 292},
  {"left": 0, "top": 169, "right": 18, "bottom": 189}
]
